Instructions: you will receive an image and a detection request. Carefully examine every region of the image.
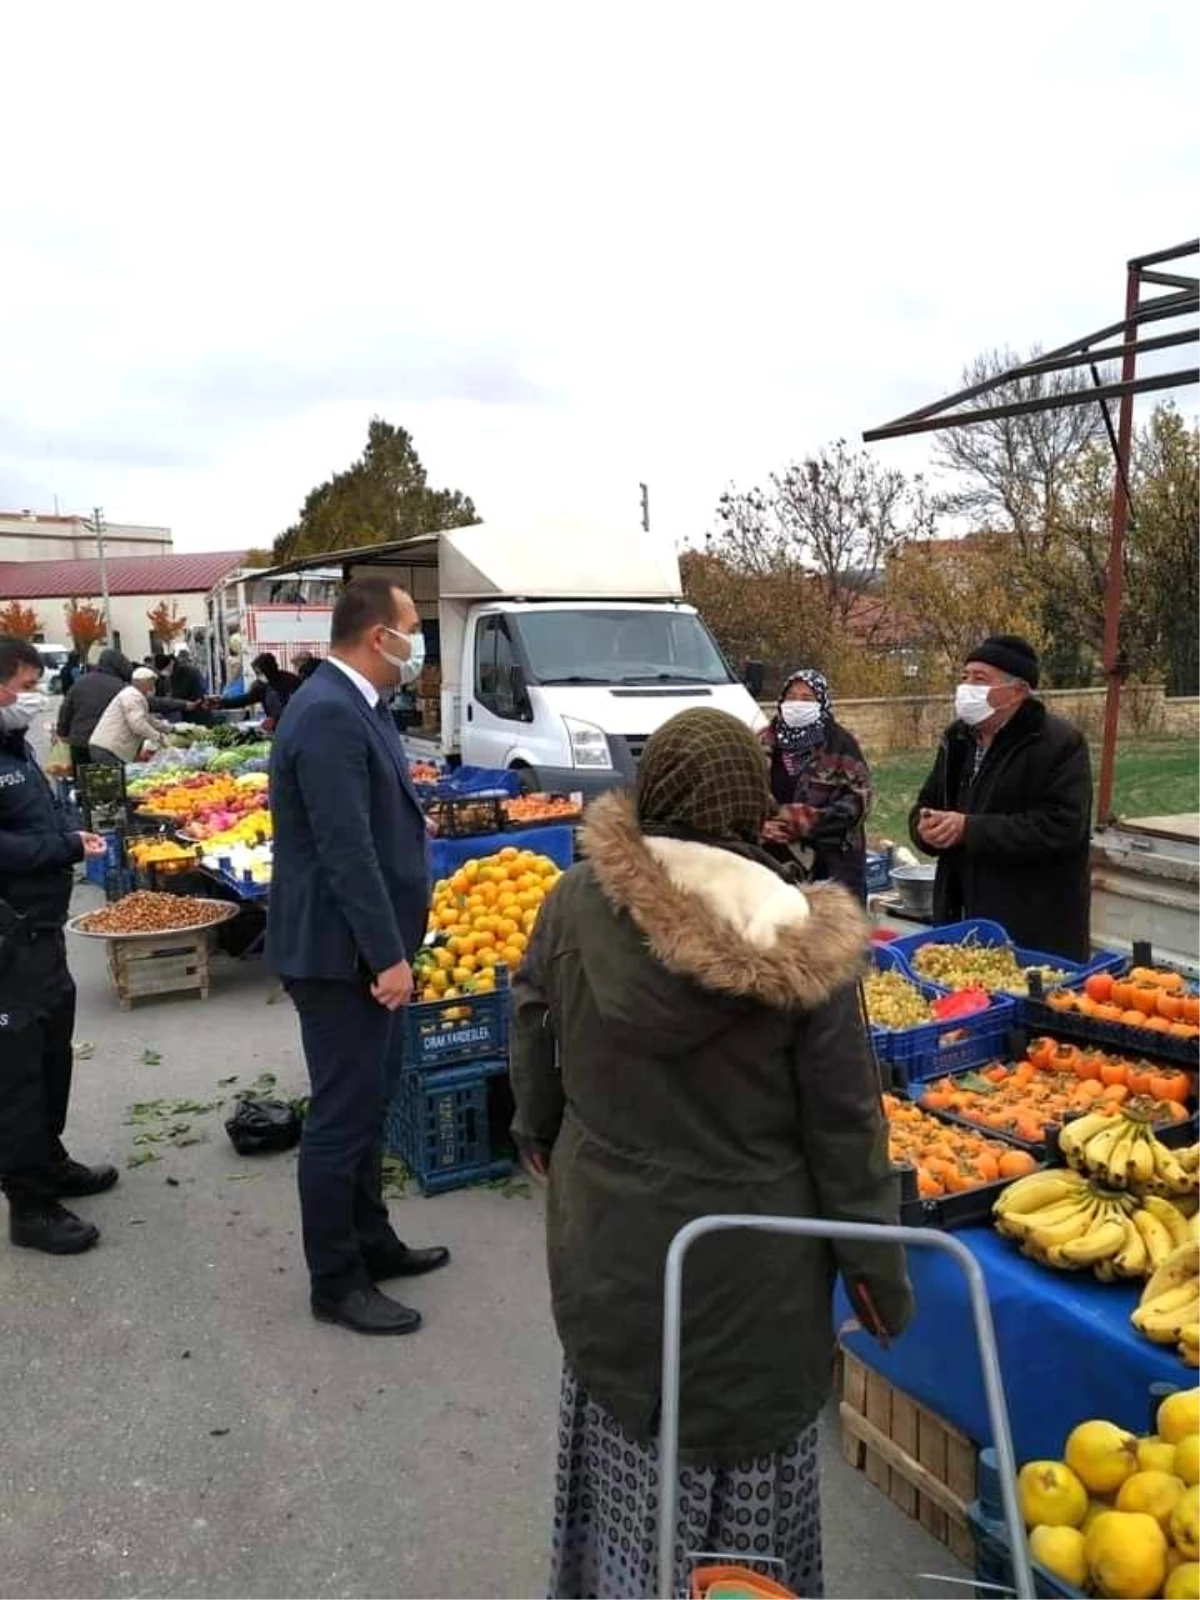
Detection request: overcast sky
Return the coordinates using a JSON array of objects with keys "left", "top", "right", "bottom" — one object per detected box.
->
[{"left": 3, "top": 0, "right": 1196, "bottom": 554}]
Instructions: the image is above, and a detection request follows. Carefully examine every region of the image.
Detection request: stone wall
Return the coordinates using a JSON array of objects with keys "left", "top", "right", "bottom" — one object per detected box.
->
[{"left": 764, "top": 686, "right": 1200, "bottom": 756}]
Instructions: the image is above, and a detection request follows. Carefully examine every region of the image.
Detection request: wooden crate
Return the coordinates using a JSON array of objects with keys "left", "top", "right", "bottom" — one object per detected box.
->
[
  {"left": 106, "top": 931, "right": 214, "bottom": 1010},
  {"left": 838, "top": 1347, "right": 977, "bottom": 1563}
]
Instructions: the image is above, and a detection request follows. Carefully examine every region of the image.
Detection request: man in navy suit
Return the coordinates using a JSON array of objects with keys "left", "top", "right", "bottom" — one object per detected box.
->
[{"left": 267, "top": 576, "right": 447, "bottom": 1334}]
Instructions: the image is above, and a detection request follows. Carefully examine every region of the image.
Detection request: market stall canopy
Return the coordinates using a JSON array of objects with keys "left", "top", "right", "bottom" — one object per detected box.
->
[{"left": 252, "top": 523, "right": 685, "bottom": 602}]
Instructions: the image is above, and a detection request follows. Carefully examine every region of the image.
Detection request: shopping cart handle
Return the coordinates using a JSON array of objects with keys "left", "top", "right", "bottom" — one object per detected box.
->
[{"left": 657, "top": 1216, "right": 1034, "bottom": 1600}]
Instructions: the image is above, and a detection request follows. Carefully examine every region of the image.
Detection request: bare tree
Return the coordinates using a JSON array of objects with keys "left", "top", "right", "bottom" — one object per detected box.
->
[
  {"left": 934, "top": 347, "right": 1107, "bottom": 558},
  {"left": 713, "top": 439, "right": 935, "bottom": 633}
]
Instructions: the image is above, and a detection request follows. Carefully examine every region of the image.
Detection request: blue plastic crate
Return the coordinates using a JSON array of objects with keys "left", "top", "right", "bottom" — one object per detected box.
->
[
  {"left": 383, "top": 1058, "right": 513, "bottom": 1195},
  {"left": 888, "top": 919, "right": 1122, "bottom": 1016},
  {"left": 864, "top": 849, "right": 892, "bottom": 895},
  {"left": 84, "top": 830, "right": 123, "bottom": 887},
  {"left": 400, "top": 970, "right": 511, "bottom": 1070},
  {"left": 867, "top": 944, "right": 1018, "bottom": 1088},
  {"left": 427, "top": 822, "right": 575, "bottom": 885}
]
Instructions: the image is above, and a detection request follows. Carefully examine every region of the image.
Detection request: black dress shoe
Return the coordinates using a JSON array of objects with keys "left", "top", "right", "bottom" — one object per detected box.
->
[
  {"left": 48, "top": 1158, "right": 119, "bottom": 1198},
  {"left": 364, "top": 1243, "right": 451, "bottom": 1282},
  {"left": 311, "top": 1285, "right": 422, "bottom": 1335},
  {"left": 10, "top": 1202, "right": 100, "bottom": 1255}
]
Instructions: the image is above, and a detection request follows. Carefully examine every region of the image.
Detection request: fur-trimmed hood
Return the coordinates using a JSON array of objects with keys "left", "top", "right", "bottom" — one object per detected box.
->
[{"left": 580, "top": 789, "right": 867, "bottom": 1011}]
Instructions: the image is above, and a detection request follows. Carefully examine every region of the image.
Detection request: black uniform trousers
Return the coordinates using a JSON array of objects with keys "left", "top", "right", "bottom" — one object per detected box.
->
[
  {"left": 286, "top": 976, "right": 405, "bottom": 1298},
  {"left": 0, "top": 931, "right": 76, "bottom": 1204}
]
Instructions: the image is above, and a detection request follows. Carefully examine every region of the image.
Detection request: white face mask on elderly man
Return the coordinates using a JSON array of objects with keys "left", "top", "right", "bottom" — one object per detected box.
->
[{"left": 954, "top": 683, "right": 996, "bottom": 727}]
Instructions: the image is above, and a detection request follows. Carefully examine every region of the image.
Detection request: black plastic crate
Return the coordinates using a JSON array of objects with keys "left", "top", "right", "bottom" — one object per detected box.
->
[
  {"left": 892, "top": 1158, "right": 1048, "bottom": 1232},
  {"left": 424, "top": 794, "right": 506, "bottom": 839}
]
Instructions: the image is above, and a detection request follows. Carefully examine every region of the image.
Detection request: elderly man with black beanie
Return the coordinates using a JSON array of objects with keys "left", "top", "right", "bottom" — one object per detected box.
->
[{"left": 909, "top": 634, "right": 1093, "bottom": 959}]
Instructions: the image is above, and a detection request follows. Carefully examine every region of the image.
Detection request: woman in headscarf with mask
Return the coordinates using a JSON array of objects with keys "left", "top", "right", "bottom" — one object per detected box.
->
[
  {"left": 511, "top": 708, "right": 911, "bottom": 1600},
  {"left": 761, "top": 668, "right": 873, "bottom": 902}
]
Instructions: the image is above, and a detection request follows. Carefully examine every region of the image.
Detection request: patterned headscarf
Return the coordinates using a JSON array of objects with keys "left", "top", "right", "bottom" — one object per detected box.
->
[
  {"left": 635, "top": 708, "right": 797, "bottom": 878},
  {"left": 774, "top": 668, "right": 832, "bottom": 756},
  {"left": 637, "top": 708, "right": 774, "bottom": 847}
]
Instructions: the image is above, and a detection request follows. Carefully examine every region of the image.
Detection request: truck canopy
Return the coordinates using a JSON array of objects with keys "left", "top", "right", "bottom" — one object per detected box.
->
[{"left": 255, "top": 524, "right": 684, "bottom": 602}]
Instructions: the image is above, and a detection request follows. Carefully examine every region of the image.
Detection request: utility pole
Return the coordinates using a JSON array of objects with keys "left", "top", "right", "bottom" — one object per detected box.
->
[
  {"left": 639, "top": 482, "right": 650, "bottom": 533},
  {"left": 92, "top": 506, "right": 112, "bottom": 644}
]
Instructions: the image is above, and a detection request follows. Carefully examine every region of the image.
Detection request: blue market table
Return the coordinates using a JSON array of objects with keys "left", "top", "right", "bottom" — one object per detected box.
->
[{"left": 836, "top": 1224, "right": 1181, "bottom": 1462}]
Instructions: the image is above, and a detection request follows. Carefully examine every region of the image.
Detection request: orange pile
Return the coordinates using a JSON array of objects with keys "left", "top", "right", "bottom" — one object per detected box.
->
[
  {"left": 1047, "top": 967, "right": 1200, "bottom": 1040},
  {"left": 882, "top": 1093, "right": 1039, "bottom": 1198}
]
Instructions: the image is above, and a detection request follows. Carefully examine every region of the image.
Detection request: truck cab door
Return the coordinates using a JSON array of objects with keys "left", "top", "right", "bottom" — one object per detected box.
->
[{"left": 465, "top": 613, "right": 532, "bottom": 769}]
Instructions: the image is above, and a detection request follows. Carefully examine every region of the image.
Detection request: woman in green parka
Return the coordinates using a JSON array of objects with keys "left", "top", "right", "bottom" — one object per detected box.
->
[{"left": 511, "top": 708, "right": 913, "bottom": 1600}]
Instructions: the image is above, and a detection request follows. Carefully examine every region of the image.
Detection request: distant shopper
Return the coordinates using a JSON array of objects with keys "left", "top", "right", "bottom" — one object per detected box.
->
[
  {"left": 56, "top": 648, "right": 134, "bottom": 775},
  {"left": 512, "top": 707, "right": 911, "bottom": 1599},
  {"left": 168, "top": 649, "right": 206, "bottom": 703},
  {"left": 59, "top": 650, "right": 82, "bottom": 696},
  {"left": 910, "top": 634, "right": 1093, "bottom": 960},
  {"left": 89, "top": 668, "right": 171, "bottom": 767},
  {"left": 0, "top": 634, "right": 115, "bottom": 1257},
  {"left": 292, "top": 651, "right": 320, "bottom": 683},
  {"left": 761, "top": 668, "right": 872, "bottom": 901},
  {"left": 220, "top": 652, "right": 301, "bottom": 726}
]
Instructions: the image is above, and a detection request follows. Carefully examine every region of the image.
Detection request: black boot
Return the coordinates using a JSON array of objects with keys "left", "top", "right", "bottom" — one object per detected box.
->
[
  {"left": 48, "top": 1158, "right": 119, "bottom": 1198},
  {"left": 9, "top": 1201, "right": 100, "bottom": 1255}
]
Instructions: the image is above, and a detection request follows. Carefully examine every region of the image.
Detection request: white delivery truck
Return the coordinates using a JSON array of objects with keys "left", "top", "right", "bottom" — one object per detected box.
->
[{"left": 263, "top": 524, "right": 766, "bottom": 794}]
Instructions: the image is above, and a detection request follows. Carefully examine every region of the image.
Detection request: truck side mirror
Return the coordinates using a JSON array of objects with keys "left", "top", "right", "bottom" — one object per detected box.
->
[{"left": 743, "top": 660, "right": 765, "bottom": 699}]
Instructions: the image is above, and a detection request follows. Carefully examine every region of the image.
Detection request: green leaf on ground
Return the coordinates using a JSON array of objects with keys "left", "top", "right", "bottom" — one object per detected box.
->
[
  {"left": 381, "top": 1154, "right": 413, "bottom": 1198},
  {"left": 73, "top": 1041, "right": 96, "bottom": 1061},
  {"left": 141, "top": 1048, "right": 162, "bottom": 1066},
  {"left": 128, "top": 1149, "right": 160, "bottom": 1169}
]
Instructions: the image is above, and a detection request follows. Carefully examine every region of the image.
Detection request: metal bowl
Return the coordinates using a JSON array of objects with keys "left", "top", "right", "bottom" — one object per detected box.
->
[{"left": 889, "top": 863, "right": 937, "bottom": 917}]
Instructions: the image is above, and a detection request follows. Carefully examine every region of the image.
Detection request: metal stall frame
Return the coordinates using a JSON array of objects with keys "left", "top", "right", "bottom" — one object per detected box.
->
[
  {"left": 863, "top": 238, "right": 1199, "bottom": 826},
  {"left": 658, "top": 1216, "right": 1033, "bottom": 1600}
]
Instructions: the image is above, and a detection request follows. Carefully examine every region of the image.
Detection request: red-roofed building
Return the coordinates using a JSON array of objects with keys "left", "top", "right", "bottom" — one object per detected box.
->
[{"left": 0, "top": 550, "right": 246, "bottom": 660}]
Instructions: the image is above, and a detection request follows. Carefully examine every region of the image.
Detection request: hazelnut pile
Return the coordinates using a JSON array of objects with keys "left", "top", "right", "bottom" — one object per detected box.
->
[{"left": 80, "top": 892, "right": 228, "bottom": 936}]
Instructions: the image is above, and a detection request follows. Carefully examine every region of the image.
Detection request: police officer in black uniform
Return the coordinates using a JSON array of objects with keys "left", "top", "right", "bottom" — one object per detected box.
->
[{"left": 0, "top": 636, "right": 118, "bottom": 1255}]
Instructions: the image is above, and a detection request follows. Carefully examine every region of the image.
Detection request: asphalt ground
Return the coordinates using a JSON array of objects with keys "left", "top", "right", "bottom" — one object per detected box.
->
[{"left": 2, "top": 712, "right": 966, "bottom": 1595}]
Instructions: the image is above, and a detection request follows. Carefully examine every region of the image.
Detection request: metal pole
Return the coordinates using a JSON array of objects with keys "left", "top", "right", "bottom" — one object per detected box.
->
[
  {"left": 640, "top": 482, "right": 651, "bottom": 534},
  {"left": 658, "top": 1216, "right": 1034, "bottom": 1600},
  {"left": 1096, "top": 265, "right": 1142, "bottom": 825},
  {"left": 93, "top": 505, "right": 113, "bottom": 647}
]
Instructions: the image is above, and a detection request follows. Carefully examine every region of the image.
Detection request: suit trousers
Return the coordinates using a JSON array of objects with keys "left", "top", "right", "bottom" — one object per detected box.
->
[
  {"left": 286, "top": 976, "right": 405, "bottom": 1298},
  {"left": 0, "top": 934, "right": 76, "bottom": 1205}
]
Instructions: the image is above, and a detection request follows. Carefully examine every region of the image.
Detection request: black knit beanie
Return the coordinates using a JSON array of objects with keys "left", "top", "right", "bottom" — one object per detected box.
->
[{"left": 965, "top": 634, "right": 1040, "bottom": 688}]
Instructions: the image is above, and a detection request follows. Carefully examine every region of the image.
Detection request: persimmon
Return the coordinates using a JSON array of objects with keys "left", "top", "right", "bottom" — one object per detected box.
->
[
  {"left": 1120, "top": 1009, "right": 1148, "bottom": 1027},
  {"left": 1029, "top": 1037, "right": 1057, "bottom": 1070},
  {"left": 1098, "top": 1059, "right": 1128, "bottom": 1088},
  {"left": 1130, "top": 982, "right": 1163, "bottom": 1017},
  {"left": 1085, "top": 971, "right": 1115, "bottom": 1004},
  {"left": 1170, "top": 1022, "right": 1200, "bottom": 1040},
  {"left": 1157, "top": 990, "right": 1186, "bottom": 1021},
  {"left": 916, "top": 1170, "right": 943, "bottom": 1197},
  {"left": 1182, "top": 995, "right": 1200, "bottom": 1026},
  {"left": 1145, "top": 1015, "right": 1173, "bottom": 1034},
  {"left": 1047, "top": 990, "right": 1078, "bottom": 1013},
  {"left": 1112, "top": 978, "right": 1137, "bottom": 1010},
  {"left": 1126, "top": 1063, "right": 1156, "bottom": 1097},
  {"left": 1100, "top": 1083, "right": 1129, "bottom": 1103},
  {"left": 998, "top": 1150, "right": 1038, "bottom": 1178},
  {"left": 1093, "top": 1002, "right": 1124, "bottom": 1023}
]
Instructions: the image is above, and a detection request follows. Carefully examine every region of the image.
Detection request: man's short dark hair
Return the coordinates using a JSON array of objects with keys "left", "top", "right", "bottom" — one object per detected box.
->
[
  {"left": 252, "top": 652, "right": 279, "bottom": 676},
  {"left": 0, "top": 634, "right": 43, "bottom": 686},
  {"left": 331, "top": 577, "right": 406, "bottom": 646}
]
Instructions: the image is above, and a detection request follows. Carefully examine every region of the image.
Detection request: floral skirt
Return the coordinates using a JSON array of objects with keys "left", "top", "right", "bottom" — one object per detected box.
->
[{"left": 548, "top": 1364, "right": 823, "bottom": 1599}]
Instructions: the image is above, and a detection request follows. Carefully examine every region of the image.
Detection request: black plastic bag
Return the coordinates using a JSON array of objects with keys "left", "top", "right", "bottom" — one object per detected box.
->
[{"left": 224, "top": 1098, "right": 302, "bottom": 1156}]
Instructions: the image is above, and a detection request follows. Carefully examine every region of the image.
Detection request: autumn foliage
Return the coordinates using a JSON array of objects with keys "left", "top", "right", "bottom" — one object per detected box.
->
[
  {"left": 0, "top": 600, "right": 42, "bottom": 640},
  {"left": 64, "top": 598, "right": 108, "bottom": 657},
  {"left": 147, "top": 599, "right": 188, "bottom": 647}
]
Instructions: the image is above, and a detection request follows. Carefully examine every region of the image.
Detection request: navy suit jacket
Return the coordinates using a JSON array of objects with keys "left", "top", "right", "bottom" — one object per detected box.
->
[{"left": 265, "top": 662, "right": 429, "bottom": 980}]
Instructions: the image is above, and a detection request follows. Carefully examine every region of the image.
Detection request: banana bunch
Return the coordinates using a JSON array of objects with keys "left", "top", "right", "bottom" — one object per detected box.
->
[
  {"left": 993, "top": 1169, "right": 1193, "bottom": 1281},
  {"left": 1057, "top": 1111, "right": 1198, "bottom": 1197},
  {"left": 1131, "top": 1241, "right": 1200, "bottom": 1366}
]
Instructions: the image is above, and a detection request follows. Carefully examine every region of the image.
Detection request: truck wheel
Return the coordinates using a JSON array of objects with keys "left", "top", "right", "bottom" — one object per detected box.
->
[{"left": 509, "top": 765, "right": 537, "bottom": 794}]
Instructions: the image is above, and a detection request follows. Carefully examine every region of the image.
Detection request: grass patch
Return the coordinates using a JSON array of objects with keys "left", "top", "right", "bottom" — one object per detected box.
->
[{"left": 868, "top": 737, "right": 1198, "bottom": 848}]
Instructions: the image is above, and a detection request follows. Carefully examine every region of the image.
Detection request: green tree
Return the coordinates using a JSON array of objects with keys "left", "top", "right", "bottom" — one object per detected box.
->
[{"left": 274, "top": 417, "right": 479, "bottom": 562}]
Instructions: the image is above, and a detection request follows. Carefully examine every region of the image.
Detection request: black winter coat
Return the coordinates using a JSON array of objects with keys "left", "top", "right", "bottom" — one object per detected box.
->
[
  {"left": 909, "top": 699, "right": 1093, "bottom": 960},
  {"left": 0, "top": 729, "right": 84, "bottom": 927},
  {"left": 511, "top": 791, "right": 912, "bottom": 1462}
]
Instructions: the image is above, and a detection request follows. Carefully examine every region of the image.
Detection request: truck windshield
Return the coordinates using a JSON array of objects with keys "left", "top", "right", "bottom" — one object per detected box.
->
[{"left": 511, "top": 609, "right": 734, "bottom": 687}]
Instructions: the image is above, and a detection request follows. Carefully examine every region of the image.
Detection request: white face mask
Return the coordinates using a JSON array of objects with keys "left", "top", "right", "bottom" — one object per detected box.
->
[
  {"left": 955, "top": 683, "right": 996, "bottom": 726},
  {"left": 381, "top": 627, "right": 426, "bottom": 685},
  {"left": 780, "top": 700, "right": 821, "bottom": 730},
  {"left": 0, "top": 699, "right": 33, "bottom": 733}
]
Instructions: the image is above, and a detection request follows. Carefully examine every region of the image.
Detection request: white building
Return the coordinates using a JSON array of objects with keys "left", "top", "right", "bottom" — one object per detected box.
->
[
  {"left": 0, "top": 510, "right": 172, "bottom": 564},
  {"left": 0, "top": 549, "right": 245, "bottom": 662}
]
